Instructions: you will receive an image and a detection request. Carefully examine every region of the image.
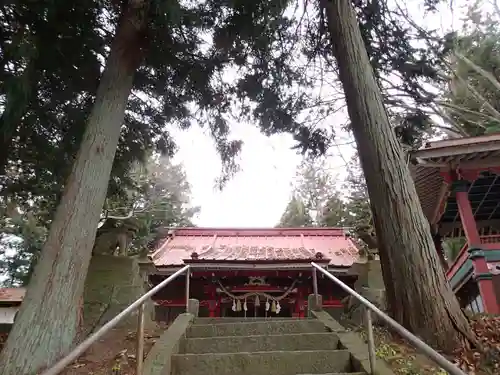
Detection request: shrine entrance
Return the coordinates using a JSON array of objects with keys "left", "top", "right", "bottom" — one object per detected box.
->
[
  {"left": 222, "top": 300, "right": 292, "bottom": 318},
  {"left": 148, "top": 228, "right": 358, "bottom": 322}
]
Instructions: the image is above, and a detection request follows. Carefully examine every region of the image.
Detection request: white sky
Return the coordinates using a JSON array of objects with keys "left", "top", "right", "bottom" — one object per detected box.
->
[
  {"left": 172, "top": 0, "right": 480, "bottom": 228},
  {"left": 172, "top": 123, "right": 355, "bottom": 227}
]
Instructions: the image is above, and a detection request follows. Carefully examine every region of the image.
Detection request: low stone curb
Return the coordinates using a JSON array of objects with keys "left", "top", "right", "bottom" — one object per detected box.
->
[
  {"left": 143, "top": 313, "right": 194, "bottom": 375},
  {"left": 313, "top": 310, "right": 395, "bottom": 375}
]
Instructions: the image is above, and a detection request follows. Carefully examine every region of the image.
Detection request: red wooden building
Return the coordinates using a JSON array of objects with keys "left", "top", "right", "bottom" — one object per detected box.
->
[
  {"left": 0, "top": 288, "right": 25, "bottom": 332},
  {"left": 147, "top": 227, "right": 360, "bottom": 321},
  {"left": 411, "top": 134, "right": 500, "bottom": 314}
]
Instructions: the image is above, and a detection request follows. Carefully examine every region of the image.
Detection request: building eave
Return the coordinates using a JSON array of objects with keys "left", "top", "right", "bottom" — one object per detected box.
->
[
  {"left": 183, "top": 258, "right": 332, "bottom": 264},
  {"left": 413, "top": 133, "right": 500, "bottom": 160},
  {"left": 410, "top": 135, "right": 500, "bottom": 225},
  {"left": 153, "top": 262, "right": 350, "bottom": 274}
]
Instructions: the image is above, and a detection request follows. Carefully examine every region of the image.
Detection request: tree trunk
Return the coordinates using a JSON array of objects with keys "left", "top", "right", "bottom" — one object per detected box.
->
[
  {"left": 0, "top": 1, "right": 149, "bottom": 373},
  {"left": 321, "top": 0, "right": 475, "bottom": 351}
]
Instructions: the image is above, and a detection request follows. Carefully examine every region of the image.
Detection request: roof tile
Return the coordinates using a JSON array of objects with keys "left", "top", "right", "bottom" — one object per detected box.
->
[
  {"left": 151, "top": 227, "right": 359, "bottom": 267},
  {"left": 0, "top": 288, "right": 26, "bottom": 303}
]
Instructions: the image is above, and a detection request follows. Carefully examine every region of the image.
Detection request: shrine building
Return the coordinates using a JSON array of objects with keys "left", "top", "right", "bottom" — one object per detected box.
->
[
  {"left": 146, "top": 227, "right": 360, "bottom": 321},
  {"left": 0, "top": 288, "right": 25, "bottom": 332},
  {"left": 411, "top": 133, "right": 500, "bottom": 315},
  {"left": 144, "top": 133, "right": 500, "bottom": 322}
]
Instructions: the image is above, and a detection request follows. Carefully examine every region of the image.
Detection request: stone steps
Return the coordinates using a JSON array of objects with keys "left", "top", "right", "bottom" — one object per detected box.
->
[
  {"left": 181, "top": 332, "right": 340, "bottom": 354},
  {"left": 167, "top": 317, "right": 369, "bottom": 375},
  {"left": 194, "top": 317, "right": 304, "bottom": 324},
  {"left": 186, "top": 320, "right": 327, "bottom": 338},
  {"left": 171, "top": 350, "right": 352, "bottom": 375}
]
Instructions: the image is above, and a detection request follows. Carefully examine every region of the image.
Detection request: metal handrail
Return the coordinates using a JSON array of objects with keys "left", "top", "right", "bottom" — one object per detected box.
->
[
  {"left": 40, "top": 264, "right": 191, "bottom": 375},
  {"left": 311, "top": 262, "right": 467, "bottom": 375}
]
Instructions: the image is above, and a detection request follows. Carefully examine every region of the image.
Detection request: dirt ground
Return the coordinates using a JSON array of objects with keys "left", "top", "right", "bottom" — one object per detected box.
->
[
  {"left": 2, "top": 315, "right": 498, "bottom": 374},
  {"left": 352, "top": 315, "right": 500, "bottom": 375},
  {"left": 0, "top": 324, "right": 166, "bottom": 375},
  {"left": 60, "top": 324, "right": 167, "bottom": 375}
]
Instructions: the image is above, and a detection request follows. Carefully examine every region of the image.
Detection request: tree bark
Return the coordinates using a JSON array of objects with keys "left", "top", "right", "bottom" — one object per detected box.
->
[
  {"left": 321, "top": 0, "right": 475, "bottom": 351},
  {"left": 0, "top": 1, "right": 150, "bottom": 373}
]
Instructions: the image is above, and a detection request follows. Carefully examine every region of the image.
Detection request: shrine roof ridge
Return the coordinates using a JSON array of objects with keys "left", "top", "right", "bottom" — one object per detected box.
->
[
  {"left": 0, "top": 287, "right": 26, "bottom": 303},
  {"left": 158, "top": 227, "right": 348, "bottom": 237},
  {"left": 409, "top": 133, "right": 500, "bottom": 225},
  {"left": 150, "top": 226, "right": 359, "bottom": 268},
  {"left": 412, "top": 132, "right": 500, "bottom": 161}
]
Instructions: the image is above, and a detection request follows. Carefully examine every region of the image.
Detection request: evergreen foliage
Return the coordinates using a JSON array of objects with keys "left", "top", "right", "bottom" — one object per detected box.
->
[
  {"left": 444, "top": 2, "right": 500, "bottom": 135},
  {"left": 1, "top": 0, "right": 494, "bottom": 365},
  {"left": 277, "top": 196, "right": 313, "bottom": 227},
  {"left": 0, "top": 155, "right": 198, "bottom": 286},
  {"left": 276, "top": 154, "right": 370, "bottom": 230}
]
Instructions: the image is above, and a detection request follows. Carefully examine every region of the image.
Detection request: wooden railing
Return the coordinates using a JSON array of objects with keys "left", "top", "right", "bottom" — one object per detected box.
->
[
  {"left": 480, "top": 234, "right": 500, "bottom": 246},
  {"left": 446, "top": 242, "right": 469, "bottom": 280},
  {"left": 446, "top": 235, "right": 500, "bottom": 281}
]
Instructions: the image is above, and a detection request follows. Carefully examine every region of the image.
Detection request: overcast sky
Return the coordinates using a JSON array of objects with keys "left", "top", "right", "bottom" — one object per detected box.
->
[
  {"left": 172, "top": 123, "right": 355, "bottom": 228},
  {"left": 172, "top": 0, "right": 477, "bottom": 228}
]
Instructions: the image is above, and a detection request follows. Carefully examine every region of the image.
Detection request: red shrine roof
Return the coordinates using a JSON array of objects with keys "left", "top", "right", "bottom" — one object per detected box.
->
[
  {"left": 0, "top": 288, "right": 26, "bottom": 304},
  {"left": 150, "top": 227, "right": 360, "bottom": 268},
  {"left": 410, "top": 133, "right": 500, "bottom": 226}
]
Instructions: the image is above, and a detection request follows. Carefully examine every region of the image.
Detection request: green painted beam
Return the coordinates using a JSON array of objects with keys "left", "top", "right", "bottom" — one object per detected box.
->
[{"left": 448, "top": 249, "right": 500, "bottom": 290}]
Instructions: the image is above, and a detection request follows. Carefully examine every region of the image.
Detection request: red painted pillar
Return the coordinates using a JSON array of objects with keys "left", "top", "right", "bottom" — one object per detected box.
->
[
  {"left": 468, "top": 248, "right": 500, "bottom": 314},
  {"left": 454, "top": 181, "right": 480, "bottom": 245},
  {"left": 297, "top": 286, "right": 306, "bottom": 318},
  {"left": 208, "top": 286, "right": 217, "bottom": 317},
  {"left": 216, "top": 295, "right": 221, "bottom": 317},
  {"left": 454, "top": 180, "right": 499, "bottom": 312},
  {"left": 292, "top": 298, "right": 299, "bottom": 318},
  {"left": 208, "top": 301, "right": 217, "bottom": 317},
  {"left": 293, "top": 286, "right": 301, "bottom": 318}
]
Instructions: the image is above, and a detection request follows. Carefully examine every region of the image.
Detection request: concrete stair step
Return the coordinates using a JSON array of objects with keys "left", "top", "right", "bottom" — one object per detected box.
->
[
  {"left": 171, "top": 350, "right": 352, "bottom": 375},
  {"left": 181, "top": 332, "right": 340, "bottom": 354},
  {"left": 186, "top": 320, "right": 327, "bottom": 338},
  {"left": 194, "top": 317, "right": 304, "bottom": 324}
]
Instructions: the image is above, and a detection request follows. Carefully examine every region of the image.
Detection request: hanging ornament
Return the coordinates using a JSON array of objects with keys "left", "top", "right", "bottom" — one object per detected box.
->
[
  {"left": 265, "top": 298, "right": 270, "bottom": 311},
  {"left": 271, "top": 300, "right": 276, "bottom": 313},
  {"left": 255, "top": 295, "right": 260, "bottom": 307},
  {"left": 243, "top": 298, "right": 248, "bottom": 311},
  {"left": 232, "top": 299, "right": 237, "bottom": 312},
  {"left": 236, "top": 299, "right": 242, "bottom": 312},
  {"left": 276, "top": 301, "right": 281, "bottom": 314}
]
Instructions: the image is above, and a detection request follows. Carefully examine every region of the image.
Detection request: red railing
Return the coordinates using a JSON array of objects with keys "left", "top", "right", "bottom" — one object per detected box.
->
[
  {"left": 480, "top": 235, "right": 500, "bottom": 247},
  {"left": 446, "top": 235, "right": 500, "bottom": 280},
  {"left": 446, "top": 242, "right": 469, "bottom": 280}
]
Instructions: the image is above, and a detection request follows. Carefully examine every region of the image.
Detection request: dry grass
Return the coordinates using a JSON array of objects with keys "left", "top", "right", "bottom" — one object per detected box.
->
[
  {"left": 0, "top": 324, "right": 167, "bottom": 375},
  {"left": 352, "top": 315, "right": 500, "bottom": 375},
  {"left": 60, "top": 324, "right": 166, "bottom": 375}
]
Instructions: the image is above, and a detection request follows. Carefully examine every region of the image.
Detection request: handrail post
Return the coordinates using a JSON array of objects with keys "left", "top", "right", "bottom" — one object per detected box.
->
[
  {"left": 136, "top": 303, "right": 145, "bottom": 375},
  {"left": 185, "top": 266, "right": 191, "bottom": 312},
  {"left": 40, "top": 265, "right": 190, "bottom": 375},
  {"left": 312, "top": 265, "right": 319, "bottom": 307},
  {"left": 365, "top": 308, "right": 376, "bottom": 375},
  {"left": 310, "top": 262, "right": 467, "bottom": 375}
]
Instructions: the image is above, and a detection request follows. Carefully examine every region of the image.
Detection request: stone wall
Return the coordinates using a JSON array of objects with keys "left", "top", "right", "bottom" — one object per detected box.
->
[
  {"left": 82, "top": 255, "right": 154, "bottom": 336},
  {"left": 324, "top": 307, "right": 344, "bottom": 320},
  {"left": 343, "top": 259, "right": 386, "bottom": 324}
]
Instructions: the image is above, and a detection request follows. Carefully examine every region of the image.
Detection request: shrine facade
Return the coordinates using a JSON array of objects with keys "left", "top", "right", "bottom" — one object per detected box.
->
[
  {"left": 411, "top": 133, "right": 500, "bottom": 314},
  {"left": 145, "top": 227, "right": 360, "bottom": 322},
  {"left": 0, "top": 288, "right": 25, "bottom": 332}
]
